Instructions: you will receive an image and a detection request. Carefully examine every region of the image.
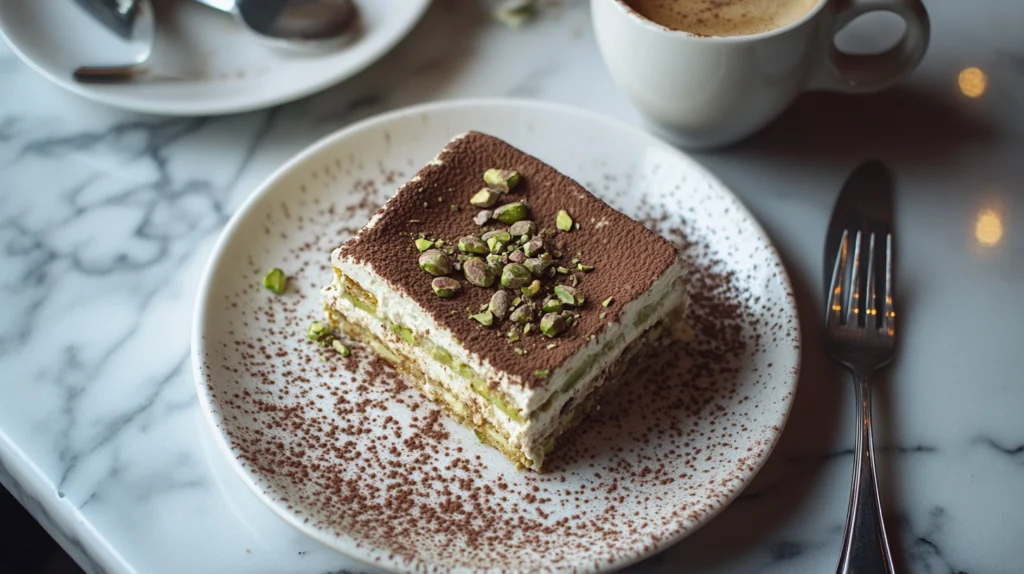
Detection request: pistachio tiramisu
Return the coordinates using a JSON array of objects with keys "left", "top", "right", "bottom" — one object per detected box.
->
[{"left": 320, "top": 132, "right": 687, "bottom": 471}]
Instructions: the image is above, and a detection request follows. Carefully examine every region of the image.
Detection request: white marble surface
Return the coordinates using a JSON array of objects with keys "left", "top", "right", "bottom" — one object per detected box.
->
[{"left": 0, "top": 1, "right": 1021, "bottom": 573}]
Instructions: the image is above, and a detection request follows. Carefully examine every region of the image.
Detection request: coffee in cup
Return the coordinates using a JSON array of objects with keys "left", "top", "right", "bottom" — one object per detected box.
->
[{"left": 624, "top": 0, "right": 819, "bottom": 37}]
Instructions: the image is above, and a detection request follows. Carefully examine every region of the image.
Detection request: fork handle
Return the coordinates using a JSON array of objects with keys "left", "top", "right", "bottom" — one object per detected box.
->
[{"left": 836, "top": 374, "right": 895, "bottom": 574}]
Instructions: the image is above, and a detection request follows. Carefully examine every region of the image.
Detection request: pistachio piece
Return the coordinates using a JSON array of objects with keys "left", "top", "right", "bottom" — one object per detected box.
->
[
  {"left": 523, "top": 257, "right": 548, "bottom": 277},
  {"left": 486, "top": 236, "right": 506, "bottom": 254},
  {"left": 542, "top": 298, "right": 562, "bottom": 313},
  {"left": 508, "top": 249, "right": 526, "bottom": 264},
  {"left": 307, "top": 321, "right": 331, "bottom": 341},
  {"left": 494, "top": 0, "right": 537, "bottom": 29},
  {"left": 471, "top": 310, "right": 495, "bottom": 327},
  {"left": 602, "top": 296, "right": 614, "bottom": 307},
  {"left": 332, "top": 339, "right": 351, "bottom": 356},
  {"left": 458, "top": 235, "right": 488, "bottom": 254},
  {"left": 473, "top": 210, "right": 492, "bottom": 226},
  {"left": 521, "top": 279, "right": 541, "bottom": 298},
  {"left": 482, "top": 229, "right": 511, "bottom": 242},
  {"left": 493, "top": 202, "right": 529, "bottom": 224},
  {"left": 554, "top": 284, "right": 577, "bottom": 306},
  {"left": 510, "top": 305, "right": 533, "bottom": 324},
  {"left": 556, "top": 266, "right": 569, "bottom": 275},
  {"left": 488, "top": 290, "right": 511, "bottom": 319},
  {"left": 501, "top": 263, "right": 532, "bottom": 288},
  {"left": 523, "top": 237, "right": 544, "bottom": 257},
  {"left": 463, "top": 257, "right": 496, "bottom": 287},
  {"left": 262, "top": 267, "right": 286, "bottom": 294},
  {"left": 415, "top": 238, "right": 434, "bottom": 252},
  {"left": 534, "top": 369, "right": 550, "bottom": 379},
  {"left": 450, "top": 204, "right": 460, "bottom": 212},
  {"left": 483, "top": 168, "right": 521, "bottom": 193},
  {"left": 431, "top": 277, "right": 461, "bottom": 298},
  {"left": 556, "top": 209, "right": 574, "bottom": 231},
  {"left": 514, "top": 347, "right": 527, "bottom": 356},
  {"left": 540, "top": 313, "right": 566, "bottom": 337},
  {"left": 470, "top": 188, "right": 500, "bottom": 208},
  {"left": 418, "top": 249, "right": 452, "bottom": 276},
  {"left": 509, "top": 220, "right": 537, "bottom": 237},
  {"left": 523, "top": 323, "right": 534, "bottom": 335},
  {"left": 577, "top": 263, "right": 594, "bottom": 272}
]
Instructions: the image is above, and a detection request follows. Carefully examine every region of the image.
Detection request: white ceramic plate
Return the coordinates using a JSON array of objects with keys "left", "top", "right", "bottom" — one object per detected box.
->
[
  {"left": 192, "top": 100, "right": 801, "bottom": 573},
  {"left": 0, "top": 0, "right": 428, "bottom": 116}
]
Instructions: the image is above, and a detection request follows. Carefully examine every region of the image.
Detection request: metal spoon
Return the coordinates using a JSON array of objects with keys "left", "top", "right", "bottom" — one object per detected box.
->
[
  {"left": 73, "top": 0, "right": 159, "bottom": 83},
  {"left": 192, "top": 0, "right": 359, "bottom": 50}
]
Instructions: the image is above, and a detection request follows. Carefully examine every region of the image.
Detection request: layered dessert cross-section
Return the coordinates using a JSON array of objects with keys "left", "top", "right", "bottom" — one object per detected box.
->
[{"left": 320, "top": 132, "right": 687, "bottom": 471}]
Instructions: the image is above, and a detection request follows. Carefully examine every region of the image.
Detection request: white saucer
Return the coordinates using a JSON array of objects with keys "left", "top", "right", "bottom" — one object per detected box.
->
[
  {"left": 192, "top": 99, "right": 801, "bottom": 573},
  {"left": 0, "top": 0, "right": 428, "bottom": 116}
]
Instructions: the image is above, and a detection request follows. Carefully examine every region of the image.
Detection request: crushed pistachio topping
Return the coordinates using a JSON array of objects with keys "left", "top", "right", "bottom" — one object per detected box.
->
[
  {"left": 418, "top": 249, "right": 452, "bottom": 276},
  {"left": 262, "top": 268, "right": 287, "bottom": 294},
  {"left": 534, "top": 369, "right": 550, "bottom": 378},
  {"left": 556, "top": 209, "right": 573, "bottom": 231},
  {"left": 540, "top": 313, "right": 566, "bottom": 337},
  {"left": 458, "top": 235, "right": 488, "bottom": 255},
  {"left": 553, "top": 285, "right": 577, "bottom": 307},
  {"left": 307, "top": 321, "right": 331, "bottom": 342},
  {"left": 493, "top": 202, "right": 529, "bottom": 224},
  {"left": 509, "top": 220, "right": 537, "bottom": 236},
  {"left": 471, "top": 310, "right": 495, "bottom": 327},
  {"left": 501, "top": 263, "right": 532, "bottom": 288},
  {"left": 471, "top": 188, "right": 500, "bottom": 208},
  {"left": 332, "top": 339, "right": 351, "bottom": 357},
  {"left": 542, "top": 298, "right": 562, "bottom": 313},
  {"left": 463, "top": 257, "right": 496, "bottom": 287},
  {"left": 408, "top": 169, "right": 612, "bottom": 346},
  {"left": 483, "top": 168, "right": 521, "bottom": 193},
  {"left": 520, "top": 279, "right": 541, "bottom": 298},
  {"left": 473, "top": 209, "right": 492, "bottom": 226},
  {"left": 488, "top": 290, "right": 511, "bottom": 319},
  {"left": 431, "top": 277, "right": 461, "bottom": 298}
]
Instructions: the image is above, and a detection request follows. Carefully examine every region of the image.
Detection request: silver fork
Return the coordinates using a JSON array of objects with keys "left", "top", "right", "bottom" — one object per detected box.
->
[{"left": 825, "top": 227, "right": 897, "bottom": 574}]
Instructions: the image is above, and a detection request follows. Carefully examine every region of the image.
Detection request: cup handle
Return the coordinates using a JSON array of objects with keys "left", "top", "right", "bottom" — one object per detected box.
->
[{"left": 810, "top": 0, "right": 930, "bottom": 93}]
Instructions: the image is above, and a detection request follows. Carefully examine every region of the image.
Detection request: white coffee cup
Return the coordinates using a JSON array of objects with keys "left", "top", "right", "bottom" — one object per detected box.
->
[{"left": 592, "top": 0, "right": 930, "bottom": 148}]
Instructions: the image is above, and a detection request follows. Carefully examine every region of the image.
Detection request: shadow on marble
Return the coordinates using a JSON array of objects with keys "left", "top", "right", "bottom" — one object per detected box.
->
[
  {"left": 741, "top": 88, "right": 999, "bottom": 163},
  {"left": 622, "top": 245, "right": 847, "bottom": 571}
]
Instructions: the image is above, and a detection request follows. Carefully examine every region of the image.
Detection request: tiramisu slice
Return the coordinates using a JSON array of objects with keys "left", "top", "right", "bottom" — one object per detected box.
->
[{"left": 320, "top": 132, "right": 687, "bottom": 471}]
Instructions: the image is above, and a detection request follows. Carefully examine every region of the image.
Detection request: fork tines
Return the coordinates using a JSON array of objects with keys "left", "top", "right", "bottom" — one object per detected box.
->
[{"left": 827, "top": 229, "right": 894, "bottom": 332}]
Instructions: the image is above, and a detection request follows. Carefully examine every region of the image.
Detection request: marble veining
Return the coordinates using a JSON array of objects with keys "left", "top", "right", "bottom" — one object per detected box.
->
[{"left": 1, "top": 0, "right": 1023, "bottom": 573}]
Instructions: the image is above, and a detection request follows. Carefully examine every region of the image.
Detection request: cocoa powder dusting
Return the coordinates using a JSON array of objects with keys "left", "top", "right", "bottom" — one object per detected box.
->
[{"left": 199, "top": 149, "right": 798, "bottom": 573}]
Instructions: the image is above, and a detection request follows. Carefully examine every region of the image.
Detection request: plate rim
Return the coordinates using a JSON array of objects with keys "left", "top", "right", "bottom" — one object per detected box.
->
[
  {"left": 190, "top": 98, "right": 802, "bottom": 573},
  {"left": 0, "top": 0, "right": 430, "bottom": 116}
]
